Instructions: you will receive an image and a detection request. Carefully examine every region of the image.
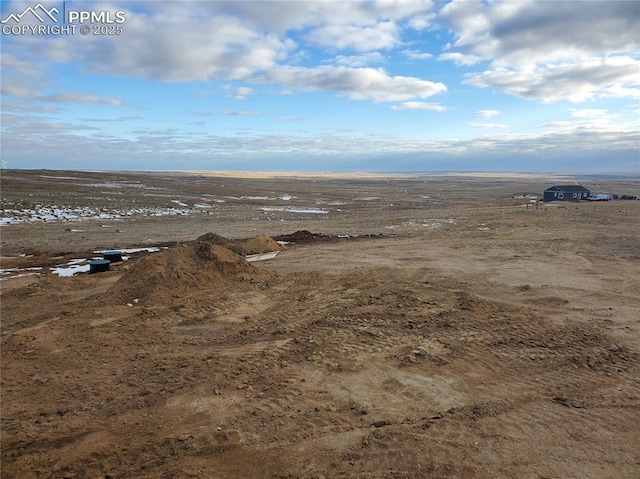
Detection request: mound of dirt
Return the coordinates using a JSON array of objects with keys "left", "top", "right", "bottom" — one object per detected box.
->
[
  {"left": 107, "top": 241, "right": 269, "bottom": 304},
  {"left": 195, "top": 232, "right": 282, "bottom": 256},
  {"left": 273, "top": 230, "right": 330, "bottom": 243},
  {"left": 240, "top": 234, "right": 282, "bottom": 255},
  {"left": 195, "top": 232, "right": 234, "bottom": 248},
  {"left": 195, "top": 232, "right": 244, "bottom": 255}
]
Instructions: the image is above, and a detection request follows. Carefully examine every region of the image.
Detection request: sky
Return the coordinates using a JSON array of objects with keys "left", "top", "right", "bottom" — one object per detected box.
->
[{"left": 1, "top": 0, "right": 639, "bottom": 173}]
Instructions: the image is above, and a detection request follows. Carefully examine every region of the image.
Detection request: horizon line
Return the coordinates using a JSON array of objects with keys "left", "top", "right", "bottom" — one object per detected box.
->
[{"left": 3, "top": 168, "right": 639, "bottom": 180}]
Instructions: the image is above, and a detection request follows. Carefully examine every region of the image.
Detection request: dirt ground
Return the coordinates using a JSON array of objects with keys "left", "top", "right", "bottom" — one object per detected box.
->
[{"left": 1, "top": 170, "right": 639, "bottom": 478}]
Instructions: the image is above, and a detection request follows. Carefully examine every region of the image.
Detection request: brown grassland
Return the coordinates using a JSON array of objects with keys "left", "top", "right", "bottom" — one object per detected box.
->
[{"left": 1, "top": 169, "right": 639, "bottom": 478}]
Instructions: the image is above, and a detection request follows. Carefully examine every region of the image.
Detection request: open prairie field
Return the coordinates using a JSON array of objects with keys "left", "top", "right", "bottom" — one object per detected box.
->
[{"left": 1, "top": 170, "right": 639, "bottom": 478}]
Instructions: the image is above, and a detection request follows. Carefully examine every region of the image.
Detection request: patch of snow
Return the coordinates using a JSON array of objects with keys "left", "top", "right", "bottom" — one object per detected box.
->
[
  {"left": 225, "top": 196, "right": 276, "bottom": 201},
  {"left": 1, "top": 204, "right": 196, "bottom": 226},
  {"left": 82, "top": 181, "right": 163, "bottom": 190},
  {"left": 1, "top": 267, "right": 43, "bottom": 275},
  {"left": 260, "top": 206, "right": 329, "bottom": 214},
  {"left": 386, "top": 218, "right": 456, "bottom": 231},
  {"left": 51, "top": 263, "right": 90, "bottom": 277},
  {"left": 38, "top": 175, "right": 79, "bottom": 180}
]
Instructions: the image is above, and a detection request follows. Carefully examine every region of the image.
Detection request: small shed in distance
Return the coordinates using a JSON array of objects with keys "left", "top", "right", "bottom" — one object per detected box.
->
[{"left": 543, "top": 185, "right": 590, "bottom": 202}]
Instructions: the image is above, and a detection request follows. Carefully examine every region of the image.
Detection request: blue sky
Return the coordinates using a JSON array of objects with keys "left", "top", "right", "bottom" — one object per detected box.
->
[{"left": 1, "top": 0, "right": 639, "bottom": 173}]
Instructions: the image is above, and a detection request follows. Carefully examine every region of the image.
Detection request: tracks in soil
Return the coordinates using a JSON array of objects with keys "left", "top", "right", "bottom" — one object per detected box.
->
[{"left": 1, "top": 237, "right": 639, "bottom": 478}]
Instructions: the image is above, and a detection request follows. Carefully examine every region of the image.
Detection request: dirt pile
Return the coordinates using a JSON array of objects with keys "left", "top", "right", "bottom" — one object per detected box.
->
[
  {"left": 196, "top": 232, "right": 282, "bottom": 256},
  {"left": 107, "top": 241, "right": 269, "bottom": 303},
  {"left": 195, "top": 232, "right": 239, "bottom": 252},
  {"left": 239, "top": 233, "right": 282, "bottom": 255},
  {"left": 274, "top": 230, "right": 329, "bottom": 243}
]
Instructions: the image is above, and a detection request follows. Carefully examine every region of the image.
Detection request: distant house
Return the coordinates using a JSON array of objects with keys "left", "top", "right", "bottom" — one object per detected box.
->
[{"left": 543, "top": 185, "right": 590, "bottom": 202}]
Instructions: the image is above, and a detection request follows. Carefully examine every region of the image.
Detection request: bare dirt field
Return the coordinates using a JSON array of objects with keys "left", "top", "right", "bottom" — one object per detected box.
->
[{"left": 1, "top": 170, "right": 639, "bottom": 478}]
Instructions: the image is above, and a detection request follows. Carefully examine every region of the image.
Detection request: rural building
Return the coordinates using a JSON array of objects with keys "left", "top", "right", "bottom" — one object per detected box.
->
[{"left": 543, "top": 185, "right": 590, "bottom": 202}]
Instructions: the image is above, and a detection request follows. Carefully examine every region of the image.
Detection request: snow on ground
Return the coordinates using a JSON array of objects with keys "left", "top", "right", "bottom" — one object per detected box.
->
[
  {"left": 225, "top": 196, "right": 276, "bottom": 201},
  {"left": 260, "top": 206, "right": 329, "bottom": 214},
  {"left": 385, "top": 218, "right": 457, "bottom": 230},
  {"left": 0, "top": 267, "right": 43, "bottom": 282},
  {"left": 3, "top": 246, "right": 166, "bottom": 280},
  {"left": 51, "top": 259, "right": 92, "bottom": 277},
  {"left": 0, "top": 205, "right": 194, "bottom": 226}
]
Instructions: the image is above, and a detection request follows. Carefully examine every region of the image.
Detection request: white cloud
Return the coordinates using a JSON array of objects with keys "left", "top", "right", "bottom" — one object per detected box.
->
[
  {"left": 539, "top": 118, "right": 639, "bottom": 138},
  {"left": 3, "top": 14, "right": 276, "bottom": 104},
  {"left": 261, "top": 66, "right": 446, "bottom": 103},
  {"left": 40, "top": 93, "right": 123, "bottom": 106},
  {"left": 0, "top": 53, "right": 123, "bottom": 107},
  {"left": 438, "top": 0, "right": 509, "bottom": 59},
  {"left": 570, "top": 109, "right": 611, "bottom": 119},
  {"left": 391, "top": 102, "right": 446, "bottom": 111},
  {"left": 476, "top": 110, "right": 500, "bottom": 119},
  {"left": 1, "top": 52, "right": 39, "bottom": 78},
  {"left": 402, "top": 49, "right": 434, "bottom": 60},
  {"left": 333, "top": 52, "right": 385, "bottom": 67},
  {"left": 1, "top": 83, "right": 39, "bottom": 99},
  {"left": 3, "top": 111, "right": 637, "bottom": 172},
  {"left": 223, "top": 86, "right": 254, "bottom": 100},
  {"left": 469, "top": 122, "right": 508, "bottom": 129},
  {"left": 465, "top": 56, "right": 640, "bottom": 103},
  {"left": 2, "top": 2, "right": 443, "bottom": 107},
  {"left": 437, "top": 52, "right": 483, "bottom": 66},
  {"left": 72, "top": 11, "right": 295, "bottom": 82},
  {"left": 440, "top": 0, "right": 639, "bottom": 67},
  {"left": 202, "top": 0, "right": 434, "bottom": 35},
  {"left": 306, "top": 21, "right": 401, "bottom": 52},
  {"left": 276, "top": 116, "right": 306, "bottom": 122},
  {"left": 0, "top": 52, "right": 48, "bottom": 102},
  {"left": 1, "top": 102, "right": 60, "bottom": 113},
  {"left": 80, "top": 116, "right": 140, "bottom": 123},
  {"left": 439, "top": 0, "right": 640, "bottom": 102},
  {"left": 407, "top": 13, "right": 436, "bottom": 30},
  {"left": 219, "top": 109, "right": 262, "bottom": 117}
]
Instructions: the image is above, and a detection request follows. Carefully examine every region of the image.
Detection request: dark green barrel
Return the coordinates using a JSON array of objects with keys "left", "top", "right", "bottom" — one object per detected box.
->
[{"left": 89, "top": 259, "right": 111, "bottom": 274}]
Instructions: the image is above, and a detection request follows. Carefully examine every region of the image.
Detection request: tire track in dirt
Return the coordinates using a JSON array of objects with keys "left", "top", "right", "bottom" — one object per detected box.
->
[{"left": 2, "top": 243, "right": 639, "bottom": 478}]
